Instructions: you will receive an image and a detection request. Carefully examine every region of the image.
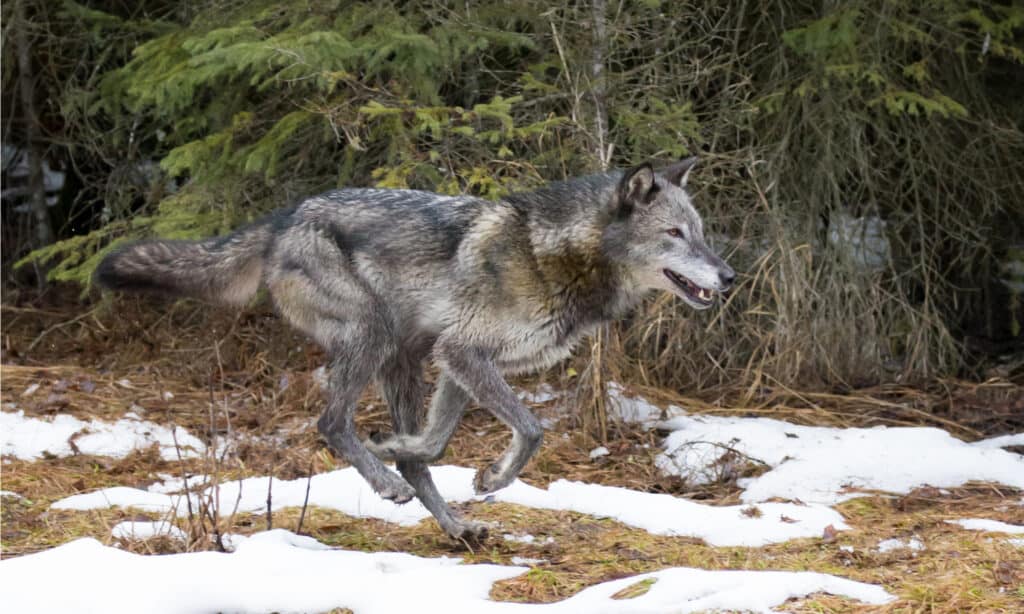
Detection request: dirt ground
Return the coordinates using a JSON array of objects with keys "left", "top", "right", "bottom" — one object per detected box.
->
[{"left": 2, "top": 290, "right": 1023, "bottom": 612}]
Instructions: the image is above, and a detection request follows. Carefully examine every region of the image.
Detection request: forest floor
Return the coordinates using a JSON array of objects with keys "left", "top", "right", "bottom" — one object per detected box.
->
[{"left": 1, "top": 290, "right": 1023, "bottom": 613}]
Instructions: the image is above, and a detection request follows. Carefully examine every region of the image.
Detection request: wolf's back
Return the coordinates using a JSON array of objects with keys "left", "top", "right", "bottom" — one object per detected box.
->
[{"left": 95, "top": 219, "right": 274, "bottom": 306}]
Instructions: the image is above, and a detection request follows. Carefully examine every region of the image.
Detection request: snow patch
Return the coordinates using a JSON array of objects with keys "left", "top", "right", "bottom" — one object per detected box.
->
[
  {"left": 656, "top": 414, "right": 1024, "bottom": 504},
  {"left": 0, "top": 529, "right": 893, "bottom": 613},
  {"left": 588, "top": 446, "right": 609, "bottom": 460},
  {"left": 311, "top": 365, "right": 329, "bottom": 390},
  {"left": 517, "top": 384, "right": 559, "bottom": 404},
  {"left": 53, "top": 487, "right": 183, "bottom": 514},
  {"left": 607, "top": 383, "right": 682, "bottom": 425},
  {"left": 1, "top": 410, "right": 206, "bottom": 461},
  {"left": 52, "top": 465, "right": 844, "bottom": 547},
  {"left": 947, "top": 518, "right": 1024, "bottom": 534},
  {"left": 147, "top": 474, "right": 200, "bottom": 494},
  {"left": 510, "top": 556, "right": 546, "bottom": 566},
  {"left": 877, "top": 537, "right": 923, "bottom": 553},
  {"left": 971, "top": 433, "right": 1024, "bottom": 449},
  {"left": 503, "top": 534, "right": 554, "bottom": 545},
  {"left": 111, "top": 521, "right": 186, "bottom": 541}
]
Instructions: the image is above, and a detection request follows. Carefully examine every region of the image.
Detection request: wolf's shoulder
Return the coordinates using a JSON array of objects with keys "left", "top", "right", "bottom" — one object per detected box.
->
[{"left": 284, "top": 187, "right": 495, "bottom": 226}]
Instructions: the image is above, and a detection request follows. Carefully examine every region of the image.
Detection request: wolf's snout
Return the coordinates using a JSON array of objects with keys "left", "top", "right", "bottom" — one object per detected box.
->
[{"left": 718, "top": 267, "right": 736, "bottom": 290}]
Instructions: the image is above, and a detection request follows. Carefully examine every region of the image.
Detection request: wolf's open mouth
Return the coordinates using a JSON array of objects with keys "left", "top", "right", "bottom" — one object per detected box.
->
[{"left": 664, "top": 269, "right": 714, "bottom": 306}]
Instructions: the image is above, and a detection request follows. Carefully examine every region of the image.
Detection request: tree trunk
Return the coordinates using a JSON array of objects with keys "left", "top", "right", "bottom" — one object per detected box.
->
[
  {"left": 585, "top": 0, "right": 611, "bottom": 443},
  {"left": 14, "top": 0, "right": 54, "bottom": 249},
  {"left": 590, "top": 0, "right": 610, "bottom": 170}
]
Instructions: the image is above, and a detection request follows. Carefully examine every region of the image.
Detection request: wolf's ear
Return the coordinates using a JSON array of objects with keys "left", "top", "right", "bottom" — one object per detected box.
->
[
  {"left": 661, "top": 156, "right": 698, "bottom": 187},
  {"left": 617, "top": 164, "right": 658, "bottom": 215}
]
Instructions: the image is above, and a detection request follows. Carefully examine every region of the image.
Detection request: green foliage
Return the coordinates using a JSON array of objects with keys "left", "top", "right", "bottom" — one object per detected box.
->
[
  {"left": 616, "top": 99, "right": 701, "bottom": 159},
  {"left": 774, "top": 2, "right": 985, "bottom": 120},
  {"left": 782, "top": 7, "right": 862, "bottom": 60},
  {"left": 872, "top": 90, "right": 968, "bottom": 118}
]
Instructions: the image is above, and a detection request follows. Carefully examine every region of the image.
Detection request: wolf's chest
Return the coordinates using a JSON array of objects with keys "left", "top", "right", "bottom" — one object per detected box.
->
[{"left": 492, "top": 310, "right": 595, "bottom": 374}]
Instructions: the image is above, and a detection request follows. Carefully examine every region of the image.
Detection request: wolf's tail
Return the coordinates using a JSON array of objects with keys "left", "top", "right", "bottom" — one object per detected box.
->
[{"left": 95, "top": 218, "right": 275, "bottom": 306}]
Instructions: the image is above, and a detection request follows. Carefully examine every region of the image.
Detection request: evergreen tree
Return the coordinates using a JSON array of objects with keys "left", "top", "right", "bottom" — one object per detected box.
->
[{"left": 9, "top": 0, "right": 1024, "bottom": 390}]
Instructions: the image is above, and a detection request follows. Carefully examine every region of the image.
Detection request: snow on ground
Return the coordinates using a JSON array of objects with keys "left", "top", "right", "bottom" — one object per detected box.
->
[
  {"left": 6, "top": 383, "right": 1020, "bottom": 611},
  {"left": 947, "top": 518, "right": 1024, "bottom": 534},
  {"left": 51, "top": 465, "right": 844, "bottom": 547},
  {"left": 111, "top": 520, "right": 187, "bottom": 541},
  {"left": 42, "top": 385, "right": 1023, "bottom": 548},
  {"left": 517, "top": 383, "right": 560, "bottom": 405},
  {"left": 653, "top": 413, "right": 1024, "bottom": 504},
  {"left": 606, "top": 383, "right": 682, "bottom": 425},
  {"left": 876, "top": 537, "right": 924, "bottom": 553},
  {"left": 53, "top": 486, "right": 184, "bottom": 514},
  {"left": 503, "top": 533, "right": 553, "bottom": 545},
  {"left": 510, "top": 556, "right": 547, "bottom": 566},
  {"left": 971, "top": 432, "right": 1024, "bottom": 449},
  {"left": 146, "top": 473, "right": 193, "bottom": 494},
  {"left": 486, "top": 474, "right": 844, "bottom": 547},
  {"left": 0, "top": 409, "right": 206, "bottom": 461},
  {"left": 606, "top": 386, "right": 1024, "bottom": 506},
  {"left": 0, "top": 528, "right": 893, "bottom": 614}
]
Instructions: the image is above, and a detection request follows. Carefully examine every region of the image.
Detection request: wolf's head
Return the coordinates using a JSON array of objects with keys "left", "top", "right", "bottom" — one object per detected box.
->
[{"left": 607, "top": 158, "right": 735, "bottom": 310}]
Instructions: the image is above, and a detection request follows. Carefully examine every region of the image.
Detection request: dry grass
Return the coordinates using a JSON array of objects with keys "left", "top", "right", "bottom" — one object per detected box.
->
[{"left": 2, "top": 296, "right": 1023, "bottom": 612}]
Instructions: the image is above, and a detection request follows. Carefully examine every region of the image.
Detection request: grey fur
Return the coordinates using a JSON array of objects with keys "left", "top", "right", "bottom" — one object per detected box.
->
[{"left": 96, "top": 161, "right": 734, "bottom": 540}]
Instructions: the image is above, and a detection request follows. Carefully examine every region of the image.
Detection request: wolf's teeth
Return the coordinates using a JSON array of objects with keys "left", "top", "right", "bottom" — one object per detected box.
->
[{"left": 698, "top": 288, "right": 711, "bottom": 300}]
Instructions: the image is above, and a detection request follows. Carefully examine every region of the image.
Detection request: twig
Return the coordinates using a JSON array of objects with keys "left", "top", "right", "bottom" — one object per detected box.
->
[
  {"left": 295, "top": 457, "right": 315, "bottom": 535},
  {"left": 210, "top": 341, "right": 246, "bottom": 542},
  {"left": 26, "top": 308, "right": 96, "bottom": 352},
  {"left": 170, "top": 427, "right": 196, "bottom": 548},
  {"left": 206, "top": 367, "right": 227, "bottom": 553},
  {"left": 265, "top": 474, "right": 273, "bottom": 531},
  {"left": 664, "top": 440, "right": 770, "bottom": 469}
]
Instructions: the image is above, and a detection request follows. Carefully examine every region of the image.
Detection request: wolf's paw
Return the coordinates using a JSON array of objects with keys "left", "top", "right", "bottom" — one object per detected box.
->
[
  {"left": 473, "top": 463, "right": 515, "bottom": 495},
  {"left": 376, "top": 475, "right": 416, "bottom": 504},
  {"left": 445, "top": 519, "right": 492, "bottom": 543}
]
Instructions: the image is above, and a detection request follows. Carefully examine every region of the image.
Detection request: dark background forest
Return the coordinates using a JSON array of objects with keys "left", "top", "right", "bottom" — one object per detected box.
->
[{"left": 3, "top": 0, "right": 1023, "bottom": 402}]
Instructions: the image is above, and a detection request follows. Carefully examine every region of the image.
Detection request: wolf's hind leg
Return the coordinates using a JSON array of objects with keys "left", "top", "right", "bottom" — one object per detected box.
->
[
  {"left": 317, "top": 351, "right": 415, "bottom": 505},
  {"left": 435, "top": 339, "right": 542, "bottom": 496},
  {"left": 397, "top": 462, "right": 489, "bottom": 541},
  {"left": 270, "top": 257, "right": 415, "bottom": 504},
  {"left": 366, "top": 374, "right": 468, "bottom": 463},
  {"left": 377, "top": 361, "right": 488, "bottom": 541}
]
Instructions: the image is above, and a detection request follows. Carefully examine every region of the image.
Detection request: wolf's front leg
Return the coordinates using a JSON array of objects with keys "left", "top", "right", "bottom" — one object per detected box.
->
[
  {"left": 435, "top": 339, "right": 543, "bottom": 495},
  {"left": 366, "top": 375, "right": 468, "bottom": 463},
  {"left": 377, "top": 361, "right": 489, "bottom": 541}
]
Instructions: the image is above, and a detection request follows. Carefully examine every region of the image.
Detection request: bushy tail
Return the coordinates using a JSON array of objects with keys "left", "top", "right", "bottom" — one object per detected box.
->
[{"left": 95, "top": 220, "right": 273, "bottom": 306}]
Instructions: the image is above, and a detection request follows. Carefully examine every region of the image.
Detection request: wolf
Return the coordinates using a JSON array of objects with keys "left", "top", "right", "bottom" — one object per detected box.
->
[{"left": 96, "top": 158, "right": 735, "bottom": 540}]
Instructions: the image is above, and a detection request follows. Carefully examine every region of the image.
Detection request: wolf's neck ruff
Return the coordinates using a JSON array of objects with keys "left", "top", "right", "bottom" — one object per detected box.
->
[{"left": 510, "top": 173, "right": 644, "bottom": 321}]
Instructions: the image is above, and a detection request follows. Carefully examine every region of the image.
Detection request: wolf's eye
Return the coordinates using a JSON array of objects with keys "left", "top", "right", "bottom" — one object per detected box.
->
[{"left": 667, "top": 228, "right": 683, "bottom": 238}]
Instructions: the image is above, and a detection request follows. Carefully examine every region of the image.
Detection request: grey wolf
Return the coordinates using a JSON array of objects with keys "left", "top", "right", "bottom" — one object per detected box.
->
[{"left": 96, "top": 158, "right": 735, "bottom": 540}]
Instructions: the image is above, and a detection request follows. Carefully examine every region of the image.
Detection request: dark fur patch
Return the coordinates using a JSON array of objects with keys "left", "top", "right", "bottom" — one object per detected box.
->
[{"left": 325, "top": 224, "right": 369, "bottom": 256}]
